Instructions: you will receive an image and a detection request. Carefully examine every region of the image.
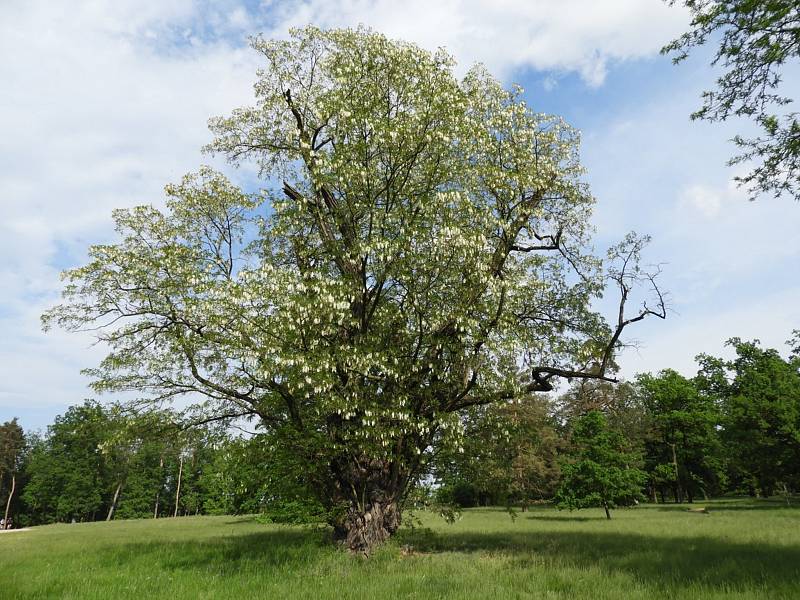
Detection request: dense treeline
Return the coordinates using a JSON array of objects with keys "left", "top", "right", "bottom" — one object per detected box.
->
[
  {"left": 435, "top": 336, "right": 800, "bottom": 514},
  {"left": 1, "top": 335, "right": 798, "bottom": 527},
  {"left": 0, "top": 403, "right": 321, "bottom": 528}
]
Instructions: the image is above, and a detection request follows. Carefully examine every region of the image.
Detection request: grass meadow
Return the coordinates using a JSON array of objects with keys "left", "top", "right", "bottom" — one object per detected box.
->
[{"left": 1, "top": 499, "right": 798, "bottom": 599}]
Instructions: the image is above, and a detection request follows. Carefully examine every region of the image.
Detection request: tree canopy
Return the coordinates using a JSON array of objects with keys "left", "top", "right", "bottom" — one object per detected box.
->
[
  {"left": 697, "top": 338, "right": 800, "bottom": 496},
  {"left": 637, "top": 369, "right": 725, "bottom": 503},
  {"left": 44, "top": 27, "right": 664, "bottom": 552},
  {"left": 664, "top": 1, "right": 800, "bottom": 200},
  {"left": 22, "top": 403, "right": 109, "bottom": 523}
]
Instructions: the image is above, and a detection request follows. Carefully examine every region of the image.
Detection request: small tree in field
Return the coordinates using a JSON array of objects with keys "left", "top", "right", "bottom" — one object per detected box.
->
[
  {"left": 43, "top": 27, "right": 664, "bottom": 552},
  {"left": 556, "top": 411, "right": 646, "bottom": 519}
]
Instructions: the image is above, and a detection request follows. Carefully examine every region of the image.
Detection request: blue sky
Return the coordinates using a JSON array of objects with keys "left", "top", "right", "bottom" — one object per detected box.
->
[{"left": 2, "top": 0, "right": 799, "bottom": 432}]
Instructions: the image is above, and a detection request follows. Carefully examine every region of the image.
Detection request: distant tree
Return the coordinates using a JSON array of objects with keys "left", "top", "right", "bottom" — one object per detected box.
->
[
  {"left": 22, "top": 402, "right": 111, "bottom": 523},
  {"left": 44, "top": 27, "right": 665, "bottom": 552},
  {"left": 0, "top": 418, "right": 26, "bottom": 528},
  {"left": 555, "top": 411, "right": 646, "bottom": 519},
  {"left": 435, "top": 396, "right": 562, "bottom": 509},
  {"left": 201, "top": 436, "right": 268, "bottom": 516},
  {"left": 663, "top": 1, "right": 800, "bottom": 200},
  {"left": 171, "top": 427, "right": 227, "bottom": 517},
  {"left": 98, "top": 410, "right": 185, "bottom": 520},
  {"left": 637, "top": 369, "right": 725, "bottom": 503},
  {"left": 112, "top": 437, "right": 169, "bottom": 520},
  {"left": 556, "top": 379, "right": 651, "bottom": 445},
  {"left": 697, "top": 338, "right": 800, "bottom": 496},
  {"left": 20, "top": 403, "right": 232, "bottom": 524},
  {"left": 503, "top": 401, "right": 563, "bottom": 510},
  {"left": 789, "top": 329, "right": 800, "bottom": 360},
  {"left": 98, "top": 410, "right": 139, "bottom": 521}
]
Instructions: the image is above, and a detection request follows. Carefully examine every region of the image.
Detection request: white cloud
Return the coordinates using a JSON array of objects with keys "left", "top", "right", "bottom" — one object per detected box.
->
[
  {"left": 263, "top": 0, "right": 690, "bottom": 83},
  {"left": 679, "top": 170, "right": 756, "bottom": 218},
  {"left": 680, "top": 184, "right": 725, "bottom": 218}
]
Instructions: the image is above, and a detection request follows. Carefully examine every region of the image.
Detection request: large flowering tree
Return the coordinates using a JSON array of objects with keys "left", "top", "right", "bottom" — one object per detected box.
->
[{"left": 44, "top": 27, "right": 664, "bottom": 553}]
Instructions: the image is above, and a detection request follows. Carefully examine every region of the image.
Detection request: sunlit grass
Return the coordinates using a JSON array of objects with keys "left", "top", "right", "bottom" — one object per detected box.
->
[{"left": 2, "top": 498, "right": 799, "bottom": 599}]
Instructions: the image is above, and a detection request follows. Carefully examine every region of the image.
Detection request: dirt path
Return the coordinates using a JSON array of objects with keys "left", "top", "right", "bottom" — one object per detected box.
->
[{"left": 0, "top": 528, "right": 31, "bottom": 534}]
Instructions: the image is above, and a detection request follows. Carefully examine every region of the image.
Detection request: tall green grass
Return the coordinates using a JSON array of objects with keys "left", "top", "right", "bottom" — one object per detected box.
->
[{"left": 2, "top": 499, "right": 798, "bottom": 599}]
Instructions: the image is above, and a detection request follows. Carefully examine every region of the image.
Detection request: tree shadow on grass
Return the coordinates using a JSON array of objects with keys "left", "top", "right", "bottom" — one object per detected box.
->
[
  {"left": 103, "top": 528, "right": 331, "bottom": 576},
  {"left": 524, "top": 515, "right": 601, "bottom": 522},
  {"left": 705, "top": 499, "right": 798, "bottom": 511},
  {"left": 98, "top": 519, "right": 800, "bottom": 594},
  {"left": 652, "top": 504, "right": 797, "bottom": 513},
  {"left": 639, "top": 498, "right": 799, "bottom": 512},
  {"left": 396, "top": 527, "right": 800, "bottom": 592},
  {"left": 222, "top": 516, "right": 260, "bottom": 524}
]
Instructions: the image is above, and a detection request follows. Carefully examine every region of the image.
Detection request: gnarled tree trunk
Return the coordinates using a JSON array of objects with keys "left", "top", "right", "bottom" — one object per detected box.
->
[
  {"left": 334, "top": 496, "right": 401, "bottom": 554},
  {"left": 327, "top": 457, "right": 409, "bottom": 554}
]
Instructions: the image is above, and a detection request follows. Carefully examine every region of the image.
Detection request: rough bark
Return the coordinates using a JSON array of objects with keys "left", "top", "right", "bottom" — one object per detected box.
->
[
  {"left": 334, "top": 498, "right": 401, "bottom": 554},
  {"left": 325, "top": 454, "right": 411, "bottom": 554}
]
